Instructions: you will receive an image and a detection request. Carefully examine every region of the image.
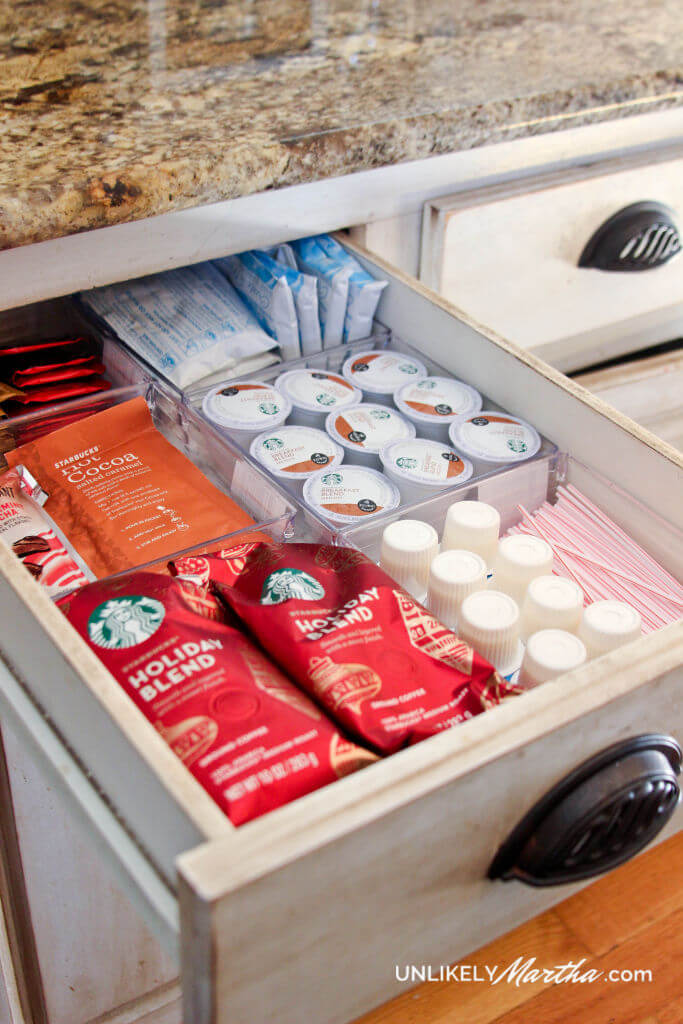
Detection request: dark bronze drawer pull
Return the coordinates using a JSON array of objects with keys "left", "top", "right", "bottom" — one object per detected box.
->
[
  {"left": 579, "top": 201, "right": 680, "bottom": 271},
  {"left": 489, "top": 734, "right": 681, "bottom": 886}
]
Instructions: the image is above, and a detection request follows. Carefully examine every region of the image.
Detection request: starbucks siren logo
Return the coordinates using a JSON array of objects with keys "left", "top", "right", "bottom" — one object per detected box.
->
[
  {"left": 316, "top": 393, "right": 335, "bottom": 406},
  {"left": 322, "top": 472, "right": 343, "bottom": 485},
  {"left": 396, "top": 456, "right": 418, "bottom": 469},
  {"left": 261, "top": 568, "right": 325, "bottom": 605},
  {"left": 507, "top": 438, "right": 528, "bottom": 453},
  {"left": 262, "top": 437, "right": 284, "bottom": 451},
  {"left": 399, "top": 363, "right": 418, "bottom": 374},
  {"left": 258, "top": 402, "right": 279, "bottom": 416},
  {"left": 87, "top": 596, "right": 165, "bottom": 650},
  {"left": 369, "top": 409, "right": 390, "bottom": 420}
]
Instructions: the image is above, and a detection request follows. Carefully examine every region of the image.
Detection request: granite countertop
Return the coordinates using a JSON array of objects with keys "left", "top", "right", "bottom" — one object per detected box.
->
[{"left": 2, "top": 0, "right": 682, "bottom": 251}]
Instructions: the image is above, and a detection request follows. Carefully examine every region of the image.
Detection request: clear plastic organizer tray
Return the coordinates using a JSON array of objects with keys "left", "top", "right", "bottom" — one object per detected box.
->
[
  {"left": 0, "top": 380, "right": 298, "bottom": 580},
  {"left": 184, "top": 332, "right": 557, "bottom": 542}
]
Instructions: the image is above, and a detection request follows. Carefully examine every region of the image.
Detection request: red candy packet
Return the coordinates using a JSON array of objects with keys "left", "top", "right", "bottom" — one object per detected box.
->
[
  {"left": 59, "top": 572, "right": 377, "bottom": 825},
  {"left": 9, "top": 378, "right": 111, "bottom": 405},
  {"left": 171, "top": 542, "right": 519, "bottom": 755},
  {"left": 12, "top": 358, "right": 106, "bottom": 387}
]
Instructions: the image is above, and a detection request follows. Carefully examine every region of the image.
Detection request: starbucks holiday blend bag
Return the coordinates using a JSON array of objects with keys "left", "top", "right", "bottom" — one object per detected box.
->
[
  {"left": 60, "top": 572, "right": 376, "bottom": 824},
  {"left": 172, "top": 542, "right": 519, "bottom": 754}
]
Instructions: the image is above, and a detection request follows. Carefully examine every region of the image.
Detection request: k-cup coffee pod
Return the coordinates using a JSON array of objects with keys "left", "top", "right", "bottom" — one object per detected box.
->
[
  {"left": 394, "top": 376, "right": 482, "bottom": 442},
  {"left": 458, "top": 589, "right": 523, "bottom": 677},
  {"left": 326, "top": 403, "right": 415, "bottom": 469},
  {"left": 518, "top": 629, "right": 587, "bottom": 689},
  {"left": 341, "top": 349, "right": 427, "bottom": 406},
  {"left": 520, "top": 574, "right": 584, "bottom": 641},
  {"left": 380, "top": 519, "right": 439, "bottom": 601},
  {"left": 579, "top": 599, "right": 642, "bottom": 659},
  {"left": 493, "top": 535, "right": 554, "bottom": 606},
  {"left": 202, "top": 380, "right": 291, "bottom": 443},
  {"left": 380, "top": 437, "right": 473, "bottom": 505},
  {"left": 441, "top": 500, "right": 500, "bottom": 567},
  {"left": 449, "top": 411, "right": 542, "bottom": 475},
  {"left": 275, "top": 369, "right": 362, "bottom": 428},
  {"left": 250, "top": 426, "right": 344, "bottom": 494},
  {"left": 427, "top": 549, "right": 487, "bottom": 631},
  {"left": 303, "top": 465, "right": 400, "bottom": 526}
]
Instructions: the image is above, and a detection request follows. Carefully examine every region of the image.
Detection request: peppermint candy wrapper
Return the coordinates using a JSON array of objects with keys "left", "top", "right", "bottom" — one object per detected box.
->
[
  {"left": 0, "top": 465, "right": 93, "bottom": 597},
  {"left": 59, "top": 572, "right": 377, "bottom": 825},
  {"left": 171, "top": 543, "right": 519, "bottom": 754}
]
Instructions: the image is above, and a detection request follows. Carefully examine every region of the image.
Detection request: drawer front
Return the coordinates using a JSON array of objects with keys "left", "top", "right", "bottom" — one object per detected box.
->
[
  {"left": 0, "top": 244, "right": 681, "bottom": 1024},
  {"left": 179, "top": 653, "right": 682, "bottom": 1024},
  {"left": 421, "top": 152, "right": 683, "bottom": 371}
]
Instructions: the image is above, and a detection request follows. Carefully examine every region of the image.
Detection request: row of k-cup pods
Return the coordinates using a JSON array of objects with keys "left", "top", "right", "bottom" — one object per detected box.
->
[
  {"left": 201, "top": 351, "right": 542, "bottom": 520},
  {"left": 379, "top": 501, "right": 643, "bottom": 689}
]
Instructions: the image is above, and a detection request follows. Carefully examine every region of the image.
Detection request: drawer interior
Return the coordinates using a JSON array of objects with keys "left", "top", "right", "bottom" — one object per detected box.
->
[{"left": 0, "top": 239, "right": 681, "bottom": 1016}]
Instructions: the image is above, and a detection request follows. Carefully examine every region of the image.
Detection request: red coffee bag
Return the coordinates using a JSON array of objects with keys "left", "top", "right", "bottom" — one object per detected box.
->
[
  {"left": 171, "top": 542, "right": 518, "bottom": 754},
  {"left": 59, "top": 571, "right": 377, "bottom": 825}
]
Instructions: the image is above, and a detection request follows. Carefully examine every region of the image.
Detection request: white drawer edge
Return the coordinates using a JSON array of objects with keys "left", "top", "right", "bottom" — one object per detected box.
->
[
  {"left": 0, "top": 657, "right": 180, "bottom": 958},
  {"left": 179, "top": 620, "right": 683, "bottom": 900}
]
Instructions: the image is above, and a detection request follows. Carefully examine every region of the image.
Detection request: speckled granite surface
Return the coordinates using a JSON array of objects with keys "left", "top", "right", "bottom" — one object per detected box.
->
[{"left": 1, "top": 0, "right": 682, "bottom": 250}]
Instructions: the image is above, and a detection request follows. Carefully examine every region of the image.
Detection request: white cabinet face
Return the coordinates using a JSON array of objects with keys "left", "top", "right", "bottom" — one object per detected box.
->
[{"left": 1, "top": 721, "right": 178, "bottom": 1024}]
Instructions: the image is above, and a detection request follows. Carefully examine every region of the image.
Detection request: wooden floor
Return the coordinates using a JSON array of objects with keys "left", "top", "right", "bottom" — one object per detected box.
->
[{"left": 356, "top": 831, "right": 683, "bottom": 1024}]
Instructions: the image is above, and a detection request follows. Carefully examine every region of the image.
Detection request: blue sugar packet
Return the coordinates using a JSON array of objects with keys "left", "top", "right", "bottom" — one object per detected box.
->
[
  {"left": 253, "top": 249, "right": 322, "bottom": 355},
  {"left": 314, "top": 234, "right": 388, "bottom": 343},
  {"left": 290, "top": 236, "right": 354, "bottom": 348},
  {"left": 215, "top": 251, "right": 301, "bottom": 361}
]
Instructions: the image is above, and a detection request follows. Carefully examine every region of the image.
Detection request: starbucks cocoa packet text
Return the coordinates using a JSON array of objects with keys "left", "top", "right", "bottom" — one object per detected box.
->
[
  {"left": 171, "top": 542, "right": 520, "bottom": 754},
  {"left": 5, "top": 397, "right": 255, "bottom": 578}
]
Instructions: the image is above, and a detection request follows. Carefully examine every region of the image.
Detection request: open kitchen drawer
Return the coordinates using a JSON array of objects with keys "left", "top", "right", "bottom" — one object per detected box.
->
[{"left": 0, "top": 246, "right": 681, "bottom": 1024}]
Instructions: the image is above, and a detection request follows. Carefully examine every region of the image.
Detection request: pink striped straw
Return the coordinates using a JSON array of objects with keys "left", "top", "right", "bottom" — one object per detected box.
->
[{"left": 507, "top": 485, "right": 683, "bottom": 635}]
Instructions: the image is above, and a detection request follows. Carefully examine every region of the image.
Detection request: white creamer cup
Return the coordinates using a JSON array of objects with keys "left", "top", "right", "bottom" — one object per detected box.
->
[
  {"left": 341, "top": 349, "right": 428, "bottom": 407},
  {"left": 448, "top": 411, "right": 542, "bottom": 477},
  {"left": 250, "top": 425, "right": 344, "bottom": 495},
  {"left": 275, "top": 369, "right": 362, "bottom": 429},
  {"left": 303, "top": 465, "right": 400, "bottom": 526},
  {"left": 380, "top": 437, "right": 474, "bottom": 505},
  {"left": 202, "top": 380, "right": 291, "bottom": 445},
  {"left": 394, "top": 376, "right": 482, "bottom": 442},
  {"left": 325, "top": 403, "right": 415, "bottom": 469}
]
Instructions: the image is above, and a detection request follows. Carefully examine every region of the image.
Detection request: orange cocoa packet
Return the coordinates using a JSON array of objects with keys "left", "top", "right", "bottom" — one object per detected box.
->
[{"left": 5, "top": 396, "right": 255, "bottom": 578}]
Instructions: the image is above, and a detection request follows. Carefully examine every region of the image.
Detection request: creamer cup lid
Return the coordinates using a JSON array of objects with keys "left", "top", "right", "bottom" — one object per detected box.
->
[
  {"left": 303, "top": 465, "right": 400, "bottom": 524},
  {"left": 326, "top": 403, "right": 415, "bottom": 454},
  {"left": 341, "top": 349, "right": 428, "bottom": 395},
  {"left": 275, "top": 369, "right": 362, "bottom": 414},
  {"left": 449, "top": 411, "right": 542, "bottom": 464},
  {"left": 250, "top": 425, "right": 344, "bottom": 480},
  {"left": 202, "top": 380, "right": 291, "bottom": 431},
  {"left": 380, "top": 437, "right": 474, "bottom": 488},
  {"left": 395, "top": 376, "right": 482, "bottom": 424}
]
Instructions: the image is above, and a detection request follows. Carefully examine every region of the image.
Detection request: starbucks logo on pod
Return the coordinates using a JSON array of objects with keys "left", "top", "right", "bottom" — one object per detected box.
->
[
  {"left": 261, "top": 568, "right": 325, "bottom": 605},
  {"left": 262, "top": 437, "right": 284, "bottom": 451},
  {"left": 87, "top": 596, "right": 165, "bottom": 650}
]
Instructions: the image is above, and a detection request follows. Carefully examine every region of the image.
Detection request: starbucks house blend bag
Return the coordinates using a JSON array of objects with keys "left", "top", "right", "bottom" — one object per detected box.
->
[
  {"left": 5, "top": 396, "right": 255, "bottom": 578},
  {"left": 60, "top": 572, "right": 376, "bottom": 825},
  {"left": 171, "top": 542, "right": 518, "bottom": 754}
]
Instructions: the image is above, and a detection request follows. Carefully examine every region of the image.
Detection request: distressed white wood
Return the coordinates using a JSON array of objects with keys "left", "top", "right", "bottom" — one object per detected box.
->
[
  {"left": 87, "top": 982, "right": 181, "bottom": 1024},
  {"left": 2, "top": 717, "right": 178, "bottom": 1024},
  {"left": 0, "top": 661, "right": 179, "bottom": 957},
  {"left": 0, "top": 108, "right": 682, "bottom": 311},
  {"left": 575, "top": 349, "right": 683, "bottom": 450},
  {"left": 421, "top": 152, "right": 683, "bottom": 371}
]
